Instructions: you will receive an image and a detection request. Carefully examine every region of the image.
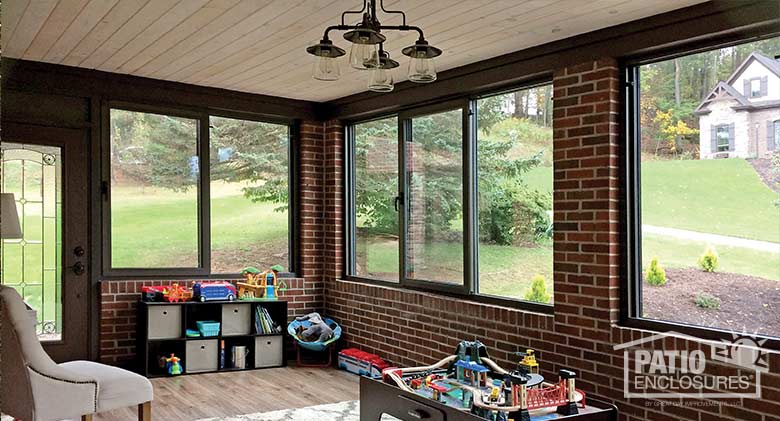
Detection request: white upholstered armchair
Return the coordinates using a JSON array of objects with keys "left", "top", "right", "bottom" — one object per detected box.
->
[{"left": 0, "top": 285, "right": 153, "bottom": 421}]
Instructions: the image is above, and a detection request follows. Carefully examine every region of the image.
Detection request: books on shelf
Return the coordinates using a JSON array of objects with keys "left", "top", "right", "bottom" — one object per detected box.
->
[{"left": 254, "top": 306, "right": 281, "bottom": 335}]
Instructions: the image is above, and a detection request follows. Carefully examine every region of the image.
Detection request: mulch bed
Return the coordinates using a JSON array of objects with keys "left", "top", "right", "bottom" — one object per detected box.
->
[
  {"left": 749, "top": 156, "right": 779, "bottom": 193},
  {"left": 643, "top": 268, "right": 780, "bottom": 337}
]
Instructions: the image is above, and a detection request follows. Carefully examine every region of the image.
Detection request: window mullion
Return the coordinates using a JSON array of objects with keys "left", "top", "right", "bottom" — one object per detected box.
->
[{"left": 199, "top": 114, "right": 211, "bottom": 274}]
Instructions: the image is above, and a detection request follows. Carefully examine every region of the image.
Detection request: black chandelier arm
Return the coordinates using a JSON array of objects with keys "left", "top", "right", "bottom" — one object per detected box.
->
[
  {"left": 340, "top": 0, "right": 367, "bottom": 26},
  {"left": 322, "top": 24, "right": 424, "bottom": 40},
  {"left": 379, "top": 0, "right": 407, "bottom": 26}
]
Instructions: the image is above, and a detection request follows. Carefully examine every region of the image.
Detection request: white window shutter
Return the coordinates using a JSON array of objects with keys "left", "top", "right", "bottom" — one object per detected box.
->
[
  {"left": 710, "top": 125, "right": 717, "bottom": 153},
  {"left": 760, "top": 76, "right": 768, "bottom": 97},
  {"left": 769, "top": 121, "right": 777, "bottom": 151},
  {"left": 743, "top": 79, "right": 750, "bottom": 96}
]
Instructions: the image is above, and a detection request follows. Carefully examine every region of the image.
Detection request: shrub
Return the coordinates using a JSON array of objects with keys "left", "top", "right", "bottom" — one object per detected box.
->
[
  {"left": 524, "top": 274, "right": 551, "bottom": 304},
  {"left": 698, "top": 246, "right": 719, "bottom": 272},
  {"left": 694, "top": 292, "right": 721, "bottom": 310},
  {"left": 645, "top": 257, "right": 667, "bottom": 286}
]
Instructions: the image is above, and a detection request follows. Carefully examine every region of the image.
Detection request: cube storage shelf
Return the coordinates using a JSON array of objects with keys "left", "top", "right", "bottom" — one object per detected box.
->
[{"left": 137, "top": 299, "right": 287, "bottom": 378}]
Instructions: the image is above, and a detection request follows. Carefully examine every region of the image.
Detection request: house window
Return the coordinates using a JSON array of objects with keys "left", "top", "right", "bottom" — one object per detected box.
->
[
  {"left": 346, "top": 84, "right": 554, "bottom": 307},
  {"left": 750, "top": 78, "right": 761, "bottom": 97},
  {"left": 106, "top": 106, "right": 293, "bottom": 276},
  {"left": 209, "top": 116, "right": 290, "bottom": 274},
  {"left": 716, "top": 125, "right": 730, "bottom": 152},
  {"left": 109, "top": 109, "right": 201, "bottom": 269},
  {"left": 627, "top": 39, "right": 780, "bottom": 339}
]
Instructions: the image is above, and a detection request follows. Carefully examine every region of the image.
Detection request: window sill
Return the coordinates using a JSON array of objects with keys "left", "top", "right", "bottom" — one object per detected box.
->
[
  {"left": 620, "top": 317, "right": 780, "bottom": 351},
  {"left": 338, "top": 276, "right": 554, "bottom": 315}
]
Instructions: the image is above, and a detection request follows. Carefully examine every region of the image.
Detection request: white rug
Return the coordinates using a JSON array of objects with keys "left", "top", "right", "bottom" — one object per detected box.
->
[{"left": 199, "top": 401, "right": 374, "bottom": 421}]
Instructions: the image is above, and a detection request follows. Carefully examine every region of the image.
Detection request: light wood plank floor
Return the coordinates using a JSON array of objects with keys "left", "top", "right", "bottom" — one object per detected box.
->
[{"left": 95, "top": 367, "right": 359, "bottom": 420}]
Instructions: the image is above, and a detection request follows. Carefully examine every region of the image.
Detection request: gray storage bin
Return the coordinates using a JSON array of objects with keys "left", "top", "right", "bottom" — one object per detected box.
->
[
  {"left": 147, "top": 305, "right": 181, "bottom": 339},
  {"left": 221, "top": 304, "right": 250, "bottom": 336},
  {"left": 185, "top": 339, "right": 218, "bottom": 373},
  {"left": 255, "top": 336, "right": 283, "bottom": 368}
]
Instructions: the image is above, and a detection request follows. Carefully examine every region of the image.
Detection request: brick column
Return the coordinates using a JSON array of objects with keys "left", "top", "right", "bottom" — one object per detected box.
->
[{"left": 298, "top": 121, "right": 325, "bottom": 312}]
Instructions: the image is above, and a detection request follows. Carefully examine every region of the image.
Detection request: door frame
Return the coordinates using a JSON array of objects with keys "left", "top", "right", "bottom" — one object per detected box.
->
[{"left": 2, "top": 122, "right": 92, "bottom": 361}]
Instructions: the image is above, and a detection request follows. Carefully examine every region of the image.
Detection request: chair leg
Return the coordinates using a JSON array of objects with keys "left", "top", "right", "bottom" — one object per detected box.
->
[
  {"left": 138, "top": 401, "right": 151, "bottom": 421},
  {"left": 81, "top": 415, "right": 93, "bottom": 421}
]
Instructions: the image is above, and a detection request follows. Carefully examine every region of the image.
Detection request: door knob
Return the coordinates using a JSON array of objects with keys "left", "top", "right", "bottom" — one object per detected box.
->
[{"left": 74, "top": 246, "right": 85, "bottom": 257}]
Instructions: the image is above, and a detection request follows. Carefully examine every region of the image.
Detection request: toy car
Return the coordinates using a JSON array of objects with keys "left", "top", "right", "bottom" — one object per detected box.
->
[{"left": 192, "top": 282, "right": 237, "bottom": 302}]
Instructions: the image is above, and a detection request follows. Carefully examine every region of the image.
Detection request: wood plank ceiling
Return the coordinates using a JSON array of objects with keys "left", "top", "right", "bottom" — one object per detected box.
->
[{"left": 2, "top": 0, "right": 707, "bottom": 102}]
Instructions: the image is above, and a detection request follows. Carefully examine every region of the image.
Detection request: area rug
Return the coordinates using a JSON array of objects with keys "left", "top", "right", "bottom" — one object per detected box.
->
[{"left": 198, "top": 400, "right": 385, "bottom": 421}]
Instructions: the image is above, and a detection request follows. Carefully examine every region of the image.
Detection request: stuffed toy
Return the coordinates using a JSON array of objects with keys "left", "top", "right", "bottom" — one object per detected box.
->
[{"left": 294, "top": 312, "right": 335, "bottom": 342}]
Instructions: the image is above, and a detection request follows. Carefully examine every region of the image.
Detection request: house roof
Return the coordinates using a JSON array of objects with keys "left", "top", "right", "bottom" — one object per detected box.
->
[
  {"left": 726, "top": 52, "right": 780, "bottom": 84},
  {"left": 695, "top": 52, "right": 780, "bottom": 115},
  {"left": 693, "top": 81, "right": 750, "bottom": 115}
]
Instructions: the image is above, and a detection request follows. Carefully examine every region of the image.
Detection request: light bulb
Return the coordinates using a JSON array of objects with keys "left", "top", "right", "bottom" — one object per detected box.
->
[
  {"left": 313, "top": 56, "right": 340, "bottom": 81},
  {"left": 349, "top": 42, "right": 379, "bottom": 70},
  {"left": 368, "top": 67, "right": 394, "bottom": 92},
  {"left": 408, "top": 54, "right": 436, "bottom": 83}
]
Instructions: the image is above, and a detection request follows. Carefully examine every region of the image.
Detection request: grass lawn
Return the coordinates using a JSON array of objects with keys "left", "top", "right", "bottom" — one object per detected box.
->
[
  {"left": 641, "top": 158, "right": 780, "bottom": 243},
  {"left": 111, "top": 182, "right": 288, "bottom": 269},
  {"left": 642, "top": 234, "right": 780, "bottom": 281}
]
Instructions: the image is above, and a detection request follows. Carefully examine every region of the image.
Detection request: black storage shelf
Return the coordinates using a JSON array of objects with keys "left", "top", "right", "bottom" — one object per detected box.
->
[{"left": 137, "top": 299, "right": 287, "bottom": 378}]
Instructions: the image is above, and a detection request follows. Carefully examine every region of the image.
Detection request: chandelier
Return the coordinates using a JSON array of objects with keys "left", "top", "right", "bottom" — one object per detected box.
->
[{"left": 305, "top": 0, "right": 443, "bottom": 92}]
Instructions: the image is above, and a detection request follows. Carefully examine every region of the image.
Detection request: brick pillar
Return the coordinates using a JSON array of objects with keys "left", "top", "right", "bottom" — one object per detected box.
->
[
  {"left": 405, "top": 141, "right": 426, "bottom": 278},
  {"left": 551, "top": 58, "right": 621, "bottom": 334},
  {"left": 323, "top": 120, "right": 344, "bottom": 283},
  {"left": 298, "top": 121, "right": 325, "bottom": 312}
]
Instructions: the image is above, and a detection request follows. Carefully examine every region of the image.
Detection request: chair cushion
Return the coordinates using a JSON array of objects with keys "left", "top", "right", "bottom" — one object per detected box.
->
[{"left": 60, "top": 360, "right": 153, "bottom": 412}]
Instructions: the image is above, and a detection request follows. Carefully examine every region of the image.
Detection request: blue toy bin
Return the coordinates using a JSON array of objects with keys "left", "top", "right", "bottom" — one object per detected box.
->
[{"left": 287, "top": 317, "right": 342, "bottom": 352}]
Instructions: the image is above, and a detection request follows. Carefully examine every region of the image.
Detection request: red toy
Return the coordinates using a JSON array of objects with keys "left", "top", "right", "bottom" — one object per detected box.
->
[{"left": 338, "top": 348, "right": 390, "bottom": 378}]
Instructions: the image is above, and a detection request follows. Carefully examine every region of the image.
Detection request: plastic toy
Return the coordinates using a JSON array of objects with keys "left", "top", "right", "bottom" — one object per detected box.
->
[
  {"left": 383, "top": 340, "right": 585, "bottom": 421},
  {"left": 192, "top": 281, "right": 236, "bottom": 302},
  {"left": 141, "top": 284, "right": 193, "bottom": 302},
  {"left": 238, "top": 267, "right": 265, "bottom": 299},
  {"left": 338, "top": 348, "right": 390, "bottom": 378},
  {"left": 515, "top": 349, "right": 539, "bottom": 375},
  {"left": 165, "top": 353, "right": 182, "bottom": 376},
  {"left": 238, "top": 265, "right": 288, "bottom": 299}
]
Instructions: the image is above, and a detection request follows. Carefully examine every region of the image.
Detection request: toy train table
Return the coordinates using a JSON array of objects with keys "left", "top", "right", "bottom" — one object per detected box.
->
[{"left": 361, "top": 341, "right": 617, "bottom": 421}]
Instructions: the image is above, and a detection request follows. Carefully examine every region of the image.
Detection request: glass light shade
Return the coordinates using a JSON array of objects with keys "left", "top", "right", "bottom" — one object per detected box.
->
[
  {"left": 313, "top": 56, "right": 340, "bottom": 81},
  {"left": 408, "top": 56, "right": 436, "bottom": 83},
  {"left": 349, "top": 42, "right": 379, "bottom": 70},
  {"left": 368, "top": 67, "right": 394, "bottom": 92}
]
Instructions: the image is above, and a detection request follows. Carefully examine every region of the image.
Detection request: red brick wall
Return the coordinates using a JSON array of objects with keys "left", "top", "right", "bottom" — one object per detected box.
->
[{"left": 320, "top": 59, "right": 780, "bottom": 421}]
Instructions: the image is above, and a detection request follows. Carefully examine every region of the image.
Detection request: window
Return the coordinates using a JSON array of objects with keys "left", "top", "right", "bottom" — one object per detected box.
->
[
  {"left": 109, "top": 109, "right": 200, "bottom": 269},
  {"left": 476, "top": 86, "right": 553, "bottom": 302},
  {"left": 351, "top": 116, "right": 399, "bottom": 282},
  {"left": 628, "top": 38, "right": 780, "bottom": 338},
  {"left": 209, "top": 116, "right": 290, "bottom": 274},
  {"left": 346, "top": 85, "right": 554, "bottom": 306},
  {"left": 750, "top": 78, "right": 761, "bottom": 97},
  {"left": 106, "top": 106, "right": 292, "bottom": 275},
  {"left": 716, "top": 125, "right": 730, "bottom": 152}
]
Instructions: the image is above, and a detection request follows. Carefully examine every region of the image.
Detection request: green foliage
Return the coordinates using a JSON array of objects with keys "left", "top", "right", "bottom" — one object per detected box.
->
[
  {"left": 694, "top": 292, "right": 721, "bottom": 310},
  {"left": 698, "top": 246, "right": 719, "bottom": 272},
  {"left": 645, "top": 257, "right": 667, "bottom": 286},
  {"left": 524, "top": 274, "right": 551, "bottom": 303}
]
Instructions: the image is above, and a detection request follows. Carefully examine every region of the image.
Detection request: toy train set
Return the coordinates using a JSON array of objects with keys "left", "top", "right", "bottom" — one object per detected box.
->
[{"left": 382, "top": 340, "right": 592, "bottom": 421}]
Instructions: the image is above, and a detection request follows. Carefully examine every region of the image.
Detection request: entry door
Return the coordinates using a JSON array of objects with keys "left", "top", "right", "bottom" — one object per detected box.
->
[{"left": 1, "top": 123, "right": 90, "bottom": 361}]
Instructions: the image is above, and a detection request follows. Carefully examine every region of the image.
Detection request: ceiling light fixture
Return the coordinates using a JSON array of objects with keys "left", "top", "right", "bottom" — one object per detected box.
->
[{"left": 306, "top": 0, "right": 442, "bottom": 92}]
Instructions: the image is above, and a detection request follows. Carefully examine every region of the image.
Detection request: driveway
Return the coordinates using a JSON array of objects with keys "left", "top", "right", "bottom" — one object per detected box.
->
[{"left": 643, "top": 225, "right": 780, "bottom": 253}]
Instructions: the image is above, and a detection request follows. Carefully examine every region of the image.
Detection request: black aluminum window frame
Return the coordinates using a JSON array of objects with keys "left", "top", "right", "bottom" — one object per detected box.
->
[
  {"left": 101, "top": 101, "right": 298, "bottom": 279},
  {"left": 344, "top": 82, "right": 554, "bottom": 313},
  {"left": 622, "top": 53, "right": 780, "bottom": 349}
]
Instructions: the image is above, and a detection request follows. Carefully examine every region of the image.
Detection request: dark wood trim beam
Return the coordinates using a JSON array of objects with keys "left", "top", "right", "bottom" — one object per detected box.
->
[
  {"left": 324, "top": 0, "right": 780, "bottom": 120},
  {"left": 1, "top": 58, "right": 319, "bottom": 121}
]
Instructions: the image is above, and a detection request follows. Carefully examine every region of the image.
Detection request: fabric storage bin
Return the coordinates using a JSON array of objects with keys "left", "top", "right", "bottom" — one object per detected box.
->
[
  {"left": 185, "top": 339, "right": 218, "bottom": 373},
  {"left": 147, "top": 305, "right": 181, "bottom": 339},
  {"left": 221, "top": 304, "right": 250, "bottom": 336},
  {"left": 255, "top": 336, "right": 283, "bottom": 368}
]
